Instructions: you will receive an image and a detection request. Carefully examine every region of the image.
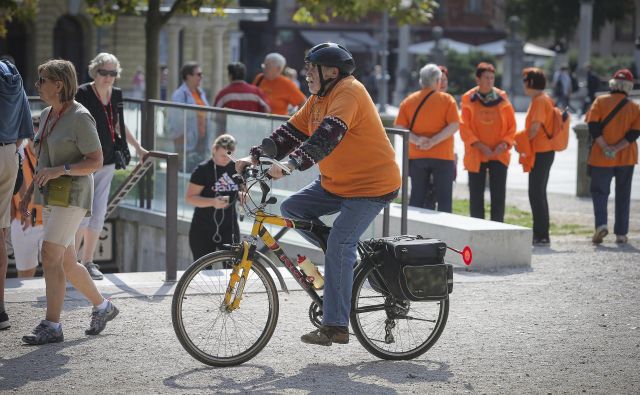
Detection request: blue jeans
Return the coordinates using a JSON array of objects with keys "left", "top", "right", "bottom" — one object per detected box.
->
[
  {"left": 409, "top": 158, "right": 454, "bottom": 212},
  {"left": 590, "top": 166, "right": 634, "bottom": 235},
  {"left": 280, "top": 178, "right": 388, "bottom": 327}
]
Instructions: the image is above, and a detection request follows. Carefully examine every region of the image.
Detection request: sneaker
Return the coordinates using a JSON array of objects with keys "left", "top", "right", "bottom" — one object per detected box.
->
[
  {"left": 22, "top": 321, "right": 64, "bottom": 345},
  {"left": 615, "top": 235, "right": 628, "bottom": 244},
  {"left": 532, "top": 237, "right": 550, "bottom": 247},
  {"left": 0, "top": 311, "right": 10, "bottom": 330},
  {"left": 592, "top": 225, "right": 608, "bottom": 244},
  {"left": 300, "top": 325, "right": 349, "bottom": 346},
  {"left": 85, "top": 301, "right": 119, "bottom": 335},
  {"left": 85, "top": 262, "right": 104, "bottom": 280}
]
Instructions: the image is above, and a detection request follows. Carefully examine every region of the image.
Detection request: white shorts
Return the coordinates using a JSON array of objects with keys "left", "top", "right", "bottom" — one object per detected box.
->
[
  {"left": 10, "top": 219, "right": 44, "bottom": 271},
  {"left": 79, "top": 164, "right": 115, "bottom": 232},
  {"left": 43, "top": 206, "right": 87, "bottom": 247}
]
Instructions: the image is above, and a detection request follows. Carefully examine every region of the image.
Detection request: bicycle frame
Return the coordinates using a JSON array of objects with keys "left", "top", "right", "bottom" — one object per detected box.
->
[{"left": 224, "top": 208, "right": 330, "bottom": 310}]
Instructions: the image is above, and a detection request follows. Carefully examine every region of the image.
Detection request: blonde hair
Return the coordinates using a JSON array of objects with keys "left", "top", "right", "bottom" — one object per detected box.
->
[
  {"left": 88, "top": 52, "right": 122, "bottom": 79},
  {"left": 214, "top": 134, "right": 237, "bottom": 151},
  {"left": 38, "top": 59, "right": 78, "bottom": 102}
]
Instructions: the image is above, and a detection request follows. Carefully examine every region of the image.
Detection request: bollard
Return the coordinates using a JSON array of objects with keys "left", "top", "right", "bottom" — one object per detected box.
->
[{"left": 573, "top": 122, "right": 591, "bottom": 197}]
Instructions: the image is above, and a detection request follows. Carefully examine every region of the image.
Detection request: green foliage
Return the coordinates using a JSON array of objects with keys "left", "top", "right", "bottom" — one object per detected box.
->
[
  {"left": 84, "top": 0, "right": 234, "bottom": 27},
  {"left": 415, "top": 50, "right": 500, "bottom": 96},
  {"left": 506, "top": 0, "right": 634, "bottom": 43},
  {"left": 293, "top": 0, "right": 438, "bottom": 25},
  {"left": 0, "top": 0, "right": 37, "bottom": 38},
  {"left": 85, "top": 0, "right": 142, "bottom": 26},
  {"left": 588, "top": 55, "right": 635, "bottom": 79},
  {"left": 444, "top": 50, "right": 500, "bottom": 96}
]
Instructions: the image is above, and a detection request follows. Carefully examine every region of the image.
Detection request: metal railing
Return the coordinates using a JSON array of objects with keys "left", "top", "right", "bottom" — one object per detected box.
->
[
  {"left": 28, "top": 96, "right": 410, "bottom": 277},
  {"left": 132, "top": 98, "right": 410, "bottom": 236}
]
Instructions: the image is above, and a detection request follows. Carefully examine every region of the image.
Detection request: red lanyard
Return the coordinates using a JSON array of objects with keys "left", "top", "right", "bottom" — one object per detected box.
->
[
  {"left": 92, "top": 84, "right": 116, "bottom": 142},
  {"left": 37, "top": 102, "right": 69, "bottom": 161}
]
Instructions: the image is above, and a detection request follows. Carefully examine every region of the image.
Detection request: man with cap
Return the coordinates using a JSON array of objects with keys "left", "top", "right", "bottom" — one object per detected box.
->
[
  {"left": 236, "top": 43, "right": 401, "bottom": 346},
  {"left": 586, "top": 69, "right": 639, "bottom": 244}
]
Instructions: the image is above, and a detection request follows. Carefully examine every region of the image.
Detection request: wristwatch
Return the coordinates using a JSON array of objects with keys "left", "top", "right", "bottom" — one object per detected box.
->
[{"left": 63, "top": 163, "right": 71, "bottom": 175}]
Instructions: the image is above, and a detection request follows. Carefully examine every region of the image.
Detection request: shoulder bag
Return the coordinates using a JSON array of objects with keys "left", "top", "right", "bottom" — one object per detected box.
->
[{"left": 113, "top": 90, "right": 131, "bottom": 170}]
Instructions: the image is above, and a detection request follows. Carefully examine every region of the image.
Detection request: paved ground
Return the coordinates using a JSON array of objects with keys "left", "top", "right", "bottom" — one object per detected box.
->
[{"left": 1, "top": 231, "right": 639, "bottom": 394}]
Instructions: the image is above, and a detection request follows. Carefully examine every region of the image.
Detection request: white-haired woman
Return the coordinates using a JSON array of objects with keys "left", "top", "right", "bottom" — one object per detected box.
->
[
  {"left": 21, "top": 59, "right": 118, "bottom": 345},
  {"left": 394, "top": 63, "right": 460, "bottom": 212},
  {"left": 74, "top": 53, "right": 147, "bottom": 279},
  {"left": 586, "top": 69, "right": 640, "bottom": 244}
]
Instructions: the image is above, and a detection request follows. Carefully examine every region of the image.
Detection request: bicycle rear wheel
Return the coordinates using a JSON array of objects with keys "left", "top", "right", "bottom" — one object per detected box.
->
[
  {"left": 171, "top": 250, "right": 279, "bottom": 367},
  {"left": 350, "top": 262, "right": 449, "bottom": 360}
]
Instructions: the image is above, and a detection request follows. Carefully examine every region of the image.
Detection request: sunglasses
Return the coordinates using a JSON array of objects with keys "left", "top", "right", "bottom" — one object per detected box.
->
[
  {"left": 37, "top": 76, "right": 49, "bottom": 86},
  {"left": 97, "top": 69, "right": 118, "bottom": 77},
  {"left": 193, "top": 72, "right": 203, "bottom": 77}
]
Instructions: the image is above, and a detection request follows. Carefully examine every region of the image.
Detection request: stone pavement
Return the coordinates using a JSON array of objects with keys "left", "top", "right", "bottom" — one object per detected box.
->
[
  {"left": 2, "top": 181, "right": 639, "bottom": 393},
  {"left": 1, "top": 231, "right": 639, "bottom": 393}
]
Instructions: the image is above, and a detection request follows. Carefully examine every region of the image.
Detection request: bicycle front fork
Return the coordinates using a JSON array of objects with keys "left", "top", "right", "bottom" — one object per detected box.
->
[{"left": 223, "top": 241, "right": 254, "bottom": 311}]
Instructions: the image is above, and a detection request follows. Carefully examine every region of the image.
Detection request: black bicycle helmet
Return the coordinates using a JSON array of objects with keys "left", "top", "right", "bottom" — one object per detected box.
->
[{"left": 305, "top": 43, "right": 355, "bottom": 75}]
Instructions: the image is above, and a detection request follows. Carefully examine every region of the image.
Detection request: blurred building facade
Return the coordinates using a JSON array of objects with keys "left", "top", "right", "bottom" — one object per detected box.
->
[{"left": 0, "top": 0, "right": 267, "bottom": 97}]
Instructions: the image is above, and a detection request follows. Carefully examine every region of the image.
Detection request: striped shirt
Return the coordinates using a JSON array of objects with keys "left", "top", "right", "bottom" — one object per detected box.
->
[{"left": 214, "top": 81, "right": 270, "bottom": 113}]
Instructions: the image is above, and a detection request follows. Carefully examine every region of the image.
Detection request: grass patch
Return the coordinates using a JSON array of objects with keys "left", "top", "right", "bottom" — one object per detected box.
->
[{"left": 396, "top": 197, "right": 591, "bottom": 236}]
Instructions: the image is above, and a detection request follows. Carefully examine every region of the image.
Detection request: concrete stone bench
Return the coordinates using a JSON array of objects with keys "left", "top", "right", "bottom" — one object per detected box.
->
[
  {"left": 373, "top": 204, "right": 532, "bottom": 271},
  {"left": 115, "top": 193, "right": 531, "bottom": 273}
]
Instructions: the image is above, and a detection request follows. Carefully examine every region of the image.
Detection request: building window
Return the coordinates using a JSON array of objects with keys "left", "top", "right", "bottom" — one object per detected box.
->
[{"left": 465, "top": 0, "right": 483, "bottom": 14}]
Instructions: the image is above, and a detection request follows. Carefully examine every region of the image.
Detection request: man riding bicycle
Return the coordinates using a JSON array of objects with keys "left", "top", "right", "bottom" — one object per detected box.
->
[{"left": 236, "top": 43, "right": 401, "bottom": 346}]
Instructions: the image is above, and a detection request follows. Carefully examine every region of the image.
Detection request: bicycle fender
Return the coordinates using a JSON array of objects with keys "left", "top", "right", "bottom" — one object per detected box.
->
[{"left": 256, "top": 250, "right": 289, "bottom": 293}]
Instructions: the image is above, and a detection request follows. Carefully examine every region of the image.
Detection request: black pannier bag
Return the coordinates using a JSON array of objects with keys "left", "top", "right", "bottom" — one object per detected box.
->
[{"left": 365, "top": 235, "right": 453, "bottom": 301}]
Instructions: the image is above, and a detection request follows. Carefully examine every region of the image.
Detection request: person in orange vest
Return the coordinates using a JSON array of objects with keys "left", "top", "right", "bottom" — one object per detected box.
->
[
  {"left": 395, "top": 63, "right": 460, "bottom": 212},
  {"left": 460, "top": 62, "right": 516, "bottom": 222},
  {"left": 253, "top": 53, "right": 306, "bottom": 115},
  {"left": 521, "top": 67, "right": 557, "bottom": 246},
  {"left": 586, "top": 69, "right": 639, "bottom": 244}
]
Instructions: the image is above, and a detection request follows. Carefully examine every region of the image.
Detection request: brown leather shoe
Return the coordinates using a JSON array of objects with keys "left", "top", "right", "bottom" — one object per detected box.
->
[{"left": 301, "top": 325, "right": 349, "bottom": 346}]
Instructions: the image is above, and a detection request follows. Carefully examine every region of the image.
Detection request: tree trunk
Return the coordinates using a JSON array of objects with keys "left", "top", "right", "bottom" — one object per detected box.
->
[
  {"left": 143, "top": 0, "right": 162, "bottom": 153},
  {"left": 145, "top": 0, "right": 161, "bottom": 102}
]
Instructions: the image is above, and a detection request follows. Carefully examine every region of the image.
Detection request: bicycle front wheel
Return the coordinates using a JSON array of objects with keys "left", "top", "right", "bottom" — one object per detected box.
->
[
  {"left": 171, "top": 250, "right": 279, "bottom": 367},
  {"left": 350, "top": 262, "right": 449, "bottom": 360}
]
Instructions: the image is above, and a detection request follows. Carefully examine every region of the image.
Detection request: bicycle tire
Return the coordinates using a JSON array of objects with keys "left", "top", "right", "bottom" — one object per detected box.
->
[
  {"left": 350, "top": 262, "right": 449, "bottom": 360},
  {"left": 171, "top": 250, "right": 279, "bottom": 367}
]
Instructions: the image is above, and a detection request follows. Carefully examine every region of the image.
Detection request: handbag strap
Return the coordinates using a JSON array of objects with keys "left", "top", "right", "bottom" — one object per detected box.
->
[
  {"left": 409, "top": 90, "right": 436, "bottom": 131},
  {"left": 114, "top": 89, "right": 126, "bottom": 139},
  {"left": 600, "top": 97, "right": 629, "bottom": 130}
]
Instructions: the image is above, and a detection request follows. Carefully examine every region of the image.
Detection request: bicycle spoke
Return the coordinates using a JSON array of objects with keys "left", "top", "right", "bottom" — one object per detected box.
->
[{"left": 172, "top": 251, "right": 279, "bottom": 366}]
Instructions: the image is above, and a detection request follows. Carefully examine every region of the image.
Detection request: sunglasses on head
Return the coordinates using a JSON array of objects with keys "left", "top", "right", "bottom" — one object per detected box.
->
[{"left": 97, "top": 69, "right": 118, "bottom": 77}]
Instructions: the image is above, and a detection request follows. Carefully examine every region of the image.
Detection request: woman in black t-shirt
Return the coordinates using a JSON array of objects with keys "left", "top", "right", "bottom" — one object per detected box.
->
[{"left": 186, "top": 134, "right": 241, "bottom": 260}]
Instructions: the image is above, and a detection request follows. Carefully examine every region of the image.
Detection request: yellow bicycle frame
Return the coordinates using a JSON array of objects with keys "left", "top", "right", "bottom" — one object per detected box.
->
[{"left": 223, "top": 210, "right": 294, "bottom": 311}]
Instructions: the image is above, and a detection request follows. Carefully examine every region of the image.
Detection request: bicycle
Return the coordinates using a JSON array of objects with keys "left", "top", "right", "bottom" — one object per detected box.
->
[{"left": 171, "top": 153, "right": 468, "bottom": 367}]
